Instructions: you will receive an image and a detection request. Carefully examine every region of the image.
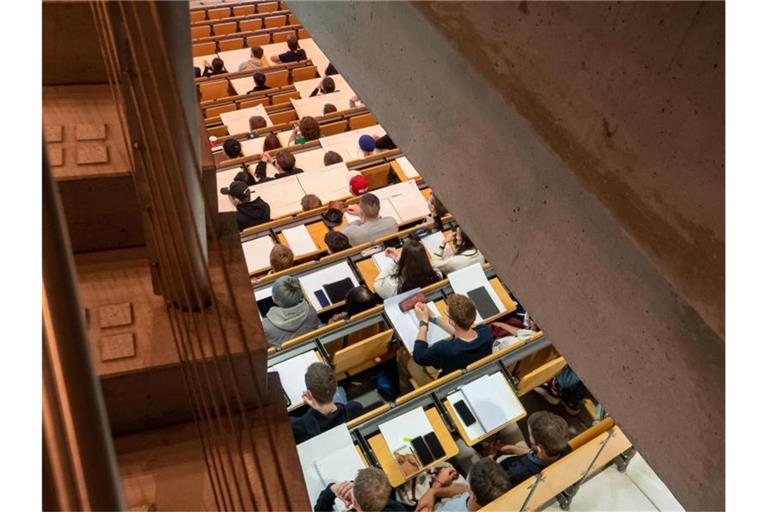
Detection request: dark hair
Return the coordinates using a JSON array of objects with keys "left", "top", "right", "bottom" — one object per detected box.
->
[
  {"left": 301, "top": 193, "right": 322, "bottom": 211},
  {"left": 194, "top": 66, "right": 201, "bottom": 78},
  {"left": 263, "top": 132, "right": 281, "bottom": 152},
  {"left": 253, "top": 71, "right": 266, "bottom": 87},
  {"left": 323, "top": 150, "right": 343, "bottom": 166},
  {"left": 430, "top": 194, "right": 448, "bottom": 218},
  {"left": 446, "top": 294, "right": 476, "bottom": 330},
  {"left": 321, "top": 76, "right": 335, "bottom": 93},
  {"left": 276, "top": 150, "right": 296, "bottom": 171},
  {"left": 323, "top": 103, "right": 338, "bottom": 115},
  {"left": 468, "top": 458, "right": 512, "bottom": 506},
  {"left": 287, "top": 35, "right": 299, "bottom": 51},
  {"left": 396, "top": 239, "right": 441, "bottom": 294},
  {"left": 211, "top": 57, "right": 225, "bottom": 72},
  {"left": 324, "top": 62, "right": 338, "bottom": 76},
  {"left": 298, "top": 116, "right": 321, "bottom": 141},
  {"left": 325, "top": 230, "right": 352, "bottom": 253},
  {"left": 251, "top": 46, "right": 264, "bottom": 59},
  {"left": 304, "top": 362, "right": 336, "bottom": 404},
  {"left": 249, "top": 115, "right": 267, "bottom": 131},
  {"left": 223, "top": 138, "right": 242, "bottom": 159},
  {"left": 454, "top": 228, "right": 478, "bottom": 255},
  {"left": 270, "top": 244, "right": 294, "bottom": 272},
  {"left": 345, "top": 286, "right": 381, "bottom": 316},
  {"left": 528, "top": 411, "right": 570, "bottom": 457}
]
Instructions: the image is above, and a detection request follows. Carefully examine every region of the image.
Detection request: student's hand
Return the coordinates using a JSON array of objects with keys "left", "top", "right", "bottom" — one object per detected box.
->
[
  {"left": 444, "top": 232, "right": 456, "bottom": 246},
  {"left": 203, "top": 60, "right": 210, "bottom": 67},
  {"left": 270, "top": 55, "right": 280, "bottom": 63},
  {"left": 346, "top": 204, "right": 361, "bottom": 215},
  {"left": 329, "top": 312, "right": 348, "bottom": 323},
  {"left": 415, "top": 489, "right": 436, "bottom": 512},
  {"left": 261, "top": 151, "right": 271, "bottom": 161},
  {"left": 384, "top": 247, "right": 400, "bottom": 261},
  {"left": 372, "top": 134, "right": 380, "bottom": 140},
  {"left": 414, "top": 302, "right": 432, "bottom": 322},
  {"left": 301, "top": 390, "right": 320, "bottom": 411},
  {"left": 435, "top": 466, "right": 458, "bottom": 486},
  {"left": 331, "top": 481, "right": 354, "bottom": 507}
]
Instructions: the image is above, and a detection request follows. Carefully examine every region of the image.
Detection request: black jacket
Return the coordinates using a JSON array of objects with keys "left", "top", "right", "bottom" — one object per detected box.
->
[
  {"left": 235, "top": 197, "right": 270, "bottom": 231},
  {"left": 375, "top": 135, "right": 397, "bottom": 150},
  {"left": 248, "top": 84, "right": 271, "bottom": 93},
  {"left": 278, "top": 48, "right": 307, "bottom": 63},
  {"left": 501, "top": 446, "right": 573, "bottom": 486},
  {"left": 291, "top": 401, "right": 363, "bottom": 445},
  {"left": 314, "top": 484, "right": 407, "bottom": 512},
  {"left": 255, "top": 160, "right": 304, "bottom": 180}
]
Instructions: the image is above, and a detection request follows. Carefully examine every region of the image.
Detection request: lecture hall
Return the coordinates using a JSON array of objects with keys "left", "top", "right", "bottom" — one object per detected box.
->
[{"left": 41, "top": 1, "right": 724, "bottom": 511}]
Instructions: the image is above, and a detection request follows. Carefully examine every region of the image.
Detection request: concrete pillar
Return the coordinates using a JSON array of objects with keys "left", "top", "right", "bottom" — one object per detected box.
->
[{"left": 288, "top": 1, "right": 724, "bottom": 509}]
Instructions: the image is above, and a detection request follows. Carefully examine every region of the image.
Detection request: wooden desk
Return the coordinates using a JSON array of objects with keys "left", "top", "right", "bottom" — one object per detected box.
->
[
  {"left": 367, "top": 407, "right": 458, "bottom": 487},
  {"left": 391, "top": 159, "right": 422, "bottom": 184},
  {"left": 356, "top": 257, "right": 379, "bottom": 291}
]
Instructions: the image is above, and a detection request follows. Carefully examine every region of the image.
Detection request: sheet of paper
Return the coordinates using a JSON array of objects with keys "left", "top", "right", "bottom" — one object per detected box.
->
[
  {"left": 242, "top": 236, "right": 274, "bottom": 273},
  {"left": 378, "top": 181, "right": 430, "bottom": 224},
  {"left": 249, "top": 175, "right": 305, "bottom": 218},
  {"left": 296, "top": 162, "right": 351, "bottom": 202},
  {"left": 298, "top": 260, "right": 360, "bottom": 309},
  {"left": 216, "top": 47, "right": 251, "bottom": 75},
  {"left": 282, "top": 225, "right": 318, "bottom": 256},
  {"left": 372, "top": 251, "right": 397, "bottom": 276},
  {"left": 216, "top": 166, "right": 243, "bottom": 212},
  {"left": 395, "top": 156, "right": 421, "bottom": 179},
  {"left": 230, "top": 76, "right": 255, "bottom": 96},
  {"left": 220, "top": 104, "right": 273, "bottom": 135},
  {"left": 297, "top": 424, "right": 364, "bottom": 510},
  {"left": 291, "top": 92, "right": 358, "bottom": 119},
  {"left": 293, "top": 148, "right": 327, "bottom": 172},
  {"left": 384, "top": 289, "right": 451, "bottom": 352},
  {"left": 240, "top": 137, "right": 266, "bottom": 156},
  {"left": 460, "top": 373, "right": 526, "bottom": 433},
  {"left": 421, "top": 232, "right": 446, "bottom": 257},
  {"left": 269, "top": 350, "right": 320, "bottom": 408},
  {"left": 378, "top": 198, "right": 403, "bottom": 224},
  {"left": 447, "top": 263, "right": 505, "bottom": 324},
  {"left": 314, "top": 443, "right": 365, "bottom": 487},
  {"left": 379, "top": 407, "right": 434, "bottom": 457}
]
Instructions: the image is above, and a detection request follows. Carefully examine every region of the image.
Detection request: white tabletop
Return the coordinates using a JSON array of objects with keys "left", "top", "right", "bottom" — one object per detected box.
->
[
  {"left": 291, "top": 92, "right": 357, "bottom": 119},
  {"left": 248, "top": 175, "right": 305, "bottom": 218},
  {"left": 296, "top": 425, "right": 366, "bottom": 509},
  {"left": 220, "top": 104, "right": 272, "bottom": 135},
  {"left": 296, "top": 162, "right": 351, "bottom": 203},
  {"left": 319, "top": 124, "right": 387, "bottom": 162},
  {"left": 293, "top": 148, "right": 327, "bottom": 172},
  {"left": 293, "top": 75, "right": 355, "bottom": 99},
  {"left": 217, "top": 47, "right": 252, "bottom": 75},
  {"left": 231, "top": 75, "right": 257, "bottom": 96},
  {"left": 300, "top": 39, "right": 331, "bottom": 76}
]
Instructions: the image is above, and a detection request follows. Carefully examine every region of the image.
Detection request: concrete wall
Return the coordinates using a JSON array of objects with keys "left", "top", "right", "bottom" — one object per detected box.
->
[{"left": 288, "top": 1, "right": 724, "bottom": 510}]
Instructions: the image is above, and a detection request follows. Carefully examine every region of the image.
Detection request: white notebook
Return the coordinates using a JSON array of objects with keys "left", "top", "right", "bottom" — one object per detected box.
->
[
  {"left": 282, "top": 225, "right": 318, "bottom": 256},
  {"left": 458, "top": 373, "right": 526, "bottom": 434},
  {"left": 242, "top": 236, "right": 274, "bottom": 273}
]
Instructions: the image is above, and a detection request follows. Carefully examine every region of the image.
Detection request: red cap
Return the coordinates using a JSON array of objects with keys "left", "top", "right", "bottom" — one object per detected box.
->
[{"left": 349, "top": 174, "right": 369, "bottom": 196}]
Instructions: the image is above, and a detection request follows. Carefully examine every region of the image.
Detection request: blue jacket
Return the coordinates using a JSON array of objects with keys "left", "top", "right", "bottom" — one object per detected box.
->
[{"left": 412, "top": 324, "right": 493, "bottom": 376}]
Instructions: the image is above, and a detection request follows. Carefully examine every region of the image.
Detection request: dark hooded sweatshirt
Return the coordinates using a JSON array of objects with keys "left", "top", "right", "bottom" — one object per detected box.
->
[{"left": 236, "top": 197, "right": 270, "bottom": 231}]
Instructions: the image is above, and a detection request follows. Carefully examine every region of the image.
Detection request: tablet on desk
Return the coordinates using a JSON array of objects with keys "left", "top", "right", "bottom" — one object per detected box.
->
[
  {"left": 467, "top": 287, "right": 501, "bottom": 319},
  {"left": 257, "top": 296, "right": 276, "bottom": 317},
  {"left": 323, "top": 277, "right": 355, "bottom": 304}
]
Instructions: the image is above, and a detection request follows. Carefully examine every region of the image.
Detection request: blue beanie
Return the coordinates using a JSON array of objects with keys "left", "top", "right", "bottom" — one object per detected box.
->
[
  {"left": 358, "top": 135, "right": 376, "bottom": 153},
  {"left": 272, "top": 276, "right": 304, "bottom": 307}
]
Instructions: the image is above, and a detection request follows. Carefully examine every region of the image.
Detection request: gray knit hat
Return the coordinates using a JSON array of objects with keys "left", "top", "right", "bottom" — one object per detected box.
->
[{"left": 272, "top": 276, "right": 304, "bottom": 308}]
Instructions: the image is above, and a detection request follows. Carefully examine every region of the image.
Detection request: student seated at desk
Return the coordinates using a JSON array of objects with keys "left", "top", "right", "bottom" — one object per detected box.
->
[
  {"left": 324, "top": 62, "right": 338, "bottom": 76},
  {"left": 249, "top": 71, "right": 271, "bottom": 93},
  {"left": 263, "top": 276, "right": 320, "bottom": 348},
  {"left": 341, "top": 193, "right": 399, "bottom": 246},
  {"left": 374, "top": 239, "right": 442, "bottom": 299},
  {"left": 202, "top": 57, "right": 228, "bottom": 77},
  {"left": 223, "top": 138, "right": 244, "bottom": 159},
  {"left": 410, "top": 294, "right": 493, "bottom": 378},
  {"left": 301, "top": 193, "right": 322, "bottom": 211},
  {"left": 325, "top": 231, "right": 352, "bottom": 254},
  {"left": 324, "top": 150, "right": 343, "bottom": 166},
  {"left": 315, "top": 467, "right": 406, "bottom": 512},
  {"left": 194, "top": 66, "right": 201, "bottom": 78},
  {"left": 238, "top": 46, "right": 264, "bottom": 72},
  {"left": 348, "top": 173, "right": 370, "bottom": 196},
  {"left": 263, "top": 132, "right": 282, "bottom": 152},
  {"left": 310, "top": 76, "right": 336, "bottom": 97},
  {"left": 431, "top": 458, "right": 512, "bottom": 512},
  {"left": 220, "top": 180, "right": 271, "bottom": 231},
  {"left": 373, "top": 134, "right": 397, "bottom": 151},
  {"left": 256, "top": 150, "right": 304, "bottom": 179},
  {"left": 290, "top": 116, "right": 321, "bottom": 144},
  {"left": 291, "top": 362, "right": 363, "bottom": 445},
  {"left": 328, "top": 285, "right": 381, "bottom": 322},
  {"left": 247, "top": 116, "right": 268, "bottom": 139},
  {"left": 534, "top": 366, "right": 588, "bottom": 416},
  {"left": 270, "top": 35, "right": 307, "bottom": 63},
  {"left": 395, "top": 464, "right": 465, "bottom": 511},
  {"left": 323, "top": 103, "right": 338, "bottom": 115},
  {"left": 425, "top": 193, "right": 448, "bottom": 231},
  {"left": 269, "top": 243, "right": 294, "bottom": 273},
  {"left": 493, "top": 411, "right": 571, "bottom": 486},
  {"left": 431, "top": 227, "right": 484, "bottom": 274}
]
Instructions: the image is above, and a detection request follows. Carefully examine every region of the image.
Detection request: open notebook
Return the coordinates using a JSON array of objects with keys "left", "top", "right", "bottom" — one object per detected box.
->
[
  {"left": 448, "top": 372, "right": 526, "bottom": 439},
  {"left": 384, "top": 290, "right": 451, "bottom": 352}
]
